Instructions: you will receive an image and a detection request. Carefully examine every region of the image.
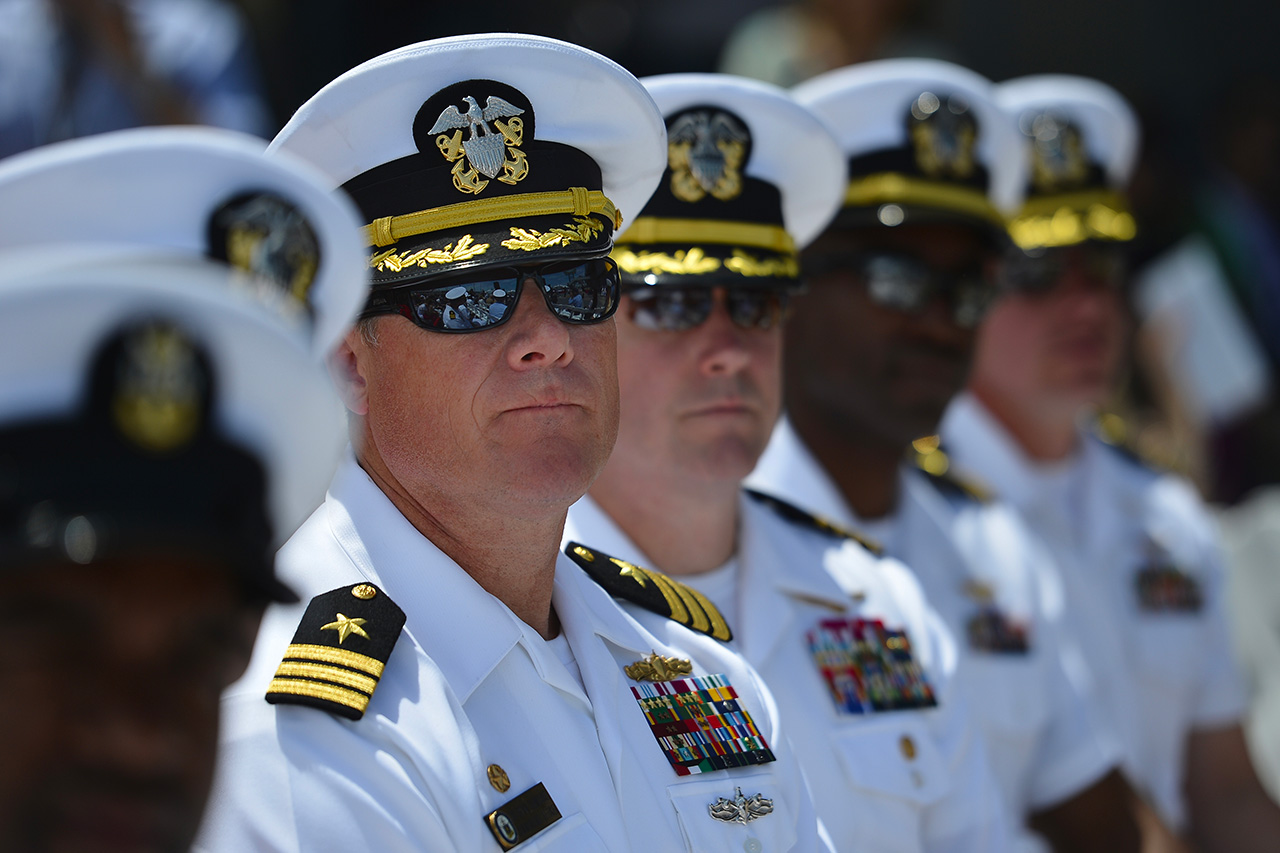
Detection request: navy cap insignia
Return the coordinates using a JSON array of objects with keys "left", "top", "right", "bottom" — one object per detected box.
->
[
  {"left": 484, "top": 783, "right": 561, "bottom": 850},
  {"left": 1025, "top": 112, "right": 1089, "bottom": 193},
  {"left": 109, "top": 321, "right": 206, "bottom": 454},
  {"left": 266, "top": 582, "right": 405, "bottom": 720},
  {"left": 207, "top": 192, "right": 321, "bottom": 315},
  {"left": 565, "top": 542, "right": 732, "bottom": 641},
  {"left": 807, "top": 617, "right": 937, "bottom": 714},
  {"left": 744, "top": 489, "right": 885, "bottom": 555},
  {"left": 907, "top": 91, "right": 977, "bottom": 180},
  {"left": 667, "top": 107, "right": 750, "bottom": 203},
  {"left": 709, "top": 787, "right": 774, "bottom": 824},
  {"left": 420, "top": 81, "right": 531, "bottom": 196}
]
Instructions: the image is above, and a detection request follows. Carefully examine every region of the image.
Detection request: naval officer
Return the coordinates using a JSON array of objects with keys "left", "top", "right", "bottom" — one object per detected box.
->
[
  {"left": 565, "top": 71, "right": 1011, "bottom": 851},
  {"left": 0, "top": 125, "right": 366, "bottom": 853},
  {"left": 942, "top": 74, "right": 1280, "bottom": 852},
  {"left": 196, "top": 34, "right": 827, "bottom": 853},
  {"left": 746, "top": 59, "right": 1144, "bottom": 851}
]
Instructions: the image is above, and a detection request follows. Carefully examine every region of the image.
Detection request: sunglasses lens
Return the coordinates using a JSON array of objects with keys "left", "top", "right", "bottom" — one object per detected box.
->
[
  {"left": 539, "top": 257, "right": 621, "bottom": 324},
  {"left": 862, "top": 254, "right": 931, "bottom": 313},
  {"left": 627, "top": 286, "right": 714, "bottom": 331},
  {"left": 952, "top": 275, "right": 996, "bottom": 328},
  {"left": 408, "top": 274, "right": 520, "bottom": 331},
  {"left": 727, "top": 289, "right": 789, "bottom": 330}
]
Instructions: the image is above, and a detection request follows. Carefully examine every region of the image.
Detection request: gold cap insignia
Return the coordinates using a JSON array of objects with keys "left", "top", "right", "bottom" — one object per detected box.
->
[
  {"left": 208, "top": 192, "right": 320, "bottom": 313},
  {"left": 111, "top": 322, "right": 204, "bottom": 453},
  {"left": 908, "top": 91, "right": 978, "bottom": 180},
  {"left": 667, "top": 108, "right": 750, "bottom": 203},
  {"left": 1025, "top": 112, "right": 1089, "bottom": 193}
]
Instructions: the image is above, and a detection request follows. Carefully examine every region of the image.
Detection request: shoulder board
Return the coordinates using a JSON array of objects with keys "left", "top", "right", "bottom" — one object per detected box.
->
[
  {"left": 564, "top": 541, "right": 733, "bottom": 642},
  {"left": 910, "top": 440, "right": 992, "bottom": 504},
  {"left": 1091, "top": 413, "right": 1171, "bottom": 473},
  {"left": 265, "top": 582, "right": 405, "bottom": 721},
  {"left": 743, "top": 488, "right": 885, "bottom": 556}
]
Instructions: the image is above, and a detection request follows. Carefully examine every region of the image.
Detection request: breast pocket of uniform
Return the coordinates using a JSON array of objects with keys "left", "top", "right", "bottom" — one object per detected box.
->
[
  {"left": 963, "top": 654, "right": 1049, "bottom": 750},
  {"left": 830, "top": 716, "right": 949, "bottom": 847},
  {"left": 1130, "top": 617, "right": 1205, "bottom": 699},
  {"left": 666, "top": 773, "right": 797, "bottom": 853}
]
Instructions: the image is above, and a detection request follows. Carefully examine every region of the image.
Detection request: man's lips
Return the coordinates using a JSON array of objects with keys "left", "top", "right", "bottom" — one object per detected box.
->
[{"left": 684, "top": 399, "right": 756, "bottom": 417}]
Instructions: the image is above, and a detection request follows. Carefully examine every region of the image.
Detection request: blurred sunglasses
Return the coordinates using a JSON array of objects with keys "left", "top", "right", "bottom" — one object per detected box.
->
[
  {"left": 1000, "top": 244, "right": 1127, "bottom": 294},
  {"left": 804, "top": 250, "right": 997, "bottom": 329},
  {"left": 361, "top": 256, "right": 620, "bottom": 333},
  {"left": 622, "top": 284, "right": 792, "bottom": 332}
]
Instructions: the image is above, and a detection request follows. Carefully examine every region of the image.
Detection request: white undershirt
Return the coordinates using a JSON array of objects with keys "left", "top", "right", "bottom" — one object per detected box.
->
[{"left": 545, "top": 631, "right": 585, "bottom": 693}]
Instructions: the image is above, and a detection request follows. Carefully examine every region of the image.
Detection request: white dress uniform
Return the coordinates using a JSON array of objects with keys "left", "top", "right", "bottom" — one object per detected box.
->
[
  {"left": 749, "top": 418, "right": 1122, "bottom": 851},
  {"left": 197, "top": 454, "right": 825, "bottom": 853},
  {"left": 941, "top": 392, "right": 1248, "bottom": 829},
  {"left": 566, "top": 492, "right": 1010, "bottom": 852}
]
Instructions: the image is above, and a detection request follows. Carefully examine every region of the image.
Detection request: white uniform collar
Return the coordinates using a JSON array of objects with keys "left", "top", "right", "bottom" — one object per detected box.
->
[
  {"left": 323, "top": 452, "right": 635, "bottom": 704},
  {"left": 748, "top": 415, "right": 859, "bottom": 528},
  {"left": 941, "top": 392, "right": 1078, "bottom": 511}
]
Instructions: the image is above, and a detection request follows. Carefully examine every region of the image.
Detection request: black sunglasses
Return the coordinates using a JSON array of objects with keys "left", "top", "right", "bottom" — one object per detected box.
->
[
  {"left": 361, "top": 256, "right": 621, "bottom": 333},
  {"left": 804, "top": 250, "right": 996, "bottom": 329},
  {"left": 999, "top": 244, "right": 1126, "bottom": 295},
  {"left": 621, "top": 284, "right": 792, "bottom": 332}
]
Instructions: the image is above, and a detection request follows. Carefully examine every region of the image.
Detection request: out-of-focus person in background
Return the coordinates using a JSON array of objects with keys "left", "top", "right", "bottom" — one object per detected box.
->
[
  {"left": 1130, "top": 70, "right": 1280, "bottom": 812},
  {"left": 942, "top": 74, "right": 1280, "bottom": 852},
  {"left": 0, "top": 125, "right": 366, "bottom": 852},
  {"left": 568, "top": 71, "right": 1011, "bottom": 851},
  {"left": 0, "top": 0, "right": 271, "bottom": 159},
  {"left": 747, "top": 58, "right": 1144, "bottom": 852}
]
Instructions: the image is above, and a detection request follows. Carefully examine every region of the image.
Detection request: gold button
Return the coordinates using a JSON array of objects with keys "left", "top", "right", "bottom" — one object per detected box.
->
[
  {"left": 487, "top": 764, "right": 511, "bottom": 793},
  {"left": 900, "top": 735, "right": 917, "bottom": 761},
  {"left": 351, "top": 584, "right": 377, "bottom": 600}
]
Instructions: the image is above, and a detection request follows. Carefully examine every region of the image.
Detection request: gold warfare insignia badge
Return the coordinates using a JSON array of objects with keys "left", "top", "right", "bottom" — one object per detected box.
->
[
  {"left": 1024, "top": 112, "right": 1090, "bottom": 193},
  {"left": 110, "top": 321, "right": 206, "bottom": 454},
  {"left": 421, "top": 80, "right": 531, "bottom": 196},
  {"left": 907, "top": 91, "right": 978, "bottom": 180},
  {"left": 667, "top": 107, "right": 750, "bottom": 203},
  {"left": 207, "top": 192, "right": 321, "bottom": 316}
]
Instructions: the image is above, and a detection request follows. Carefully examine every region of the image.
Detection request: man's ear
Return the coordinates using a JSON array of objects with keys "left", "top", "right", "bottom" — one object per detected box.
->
[{"left": 328, "top": 327, "right": 370, "bottom": 416}]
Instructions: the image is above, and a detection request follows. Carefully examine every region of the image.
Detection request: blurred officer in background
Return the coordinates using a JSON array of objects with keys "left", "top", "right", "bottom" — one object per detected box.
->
[
  {"left": 0, "top": 125, "right": 366, "bottom": 852},
  {"left": 747, "top": 59, "right": 1144, "bottom": 851},
  {"left": 198, "top": 35, "right": 828, "bottom": 852},
  {"left": 567, "top": 71, "right": 1010, "bottom": 851},
  {"left": 943, "top": 74, "right": 1280, "bottom": 852}
]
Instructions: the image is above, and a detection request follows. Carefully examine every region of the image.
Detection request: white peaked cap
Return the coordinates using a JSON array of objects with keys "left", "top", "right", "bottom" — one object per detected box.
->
[
  {"left": 0, "top": 251, "right": 347, "bottom": 566},
  {"left": 794, "top": 58, "right": 1028, "bottom": 225},
  {"left": 997, "top": 74, "right": 1140, "bottom": 190},
  {"left": 0, "top": 126, "right": 369, "bottom": 358}
]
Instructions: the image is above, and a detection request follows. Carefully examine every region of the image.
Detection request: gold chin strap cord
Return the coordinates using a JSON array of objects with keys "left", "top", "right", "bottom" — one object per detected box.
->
[
  {"left": 615, "top": 217, "right": 796, "bottom": 254},
  {"left": 843, "top": 172, "right": 1006, "bottom": 228},
  {"left": 363, "top": 187, "right": 621, "bottom": 248}
]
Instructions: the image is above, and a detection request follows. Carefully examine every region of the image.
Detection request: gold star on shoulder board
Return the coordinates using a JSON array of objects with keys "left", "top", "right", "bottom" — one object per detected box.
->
[{"left": 321, "top": 613, "right": 370, "bottom": 644}]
